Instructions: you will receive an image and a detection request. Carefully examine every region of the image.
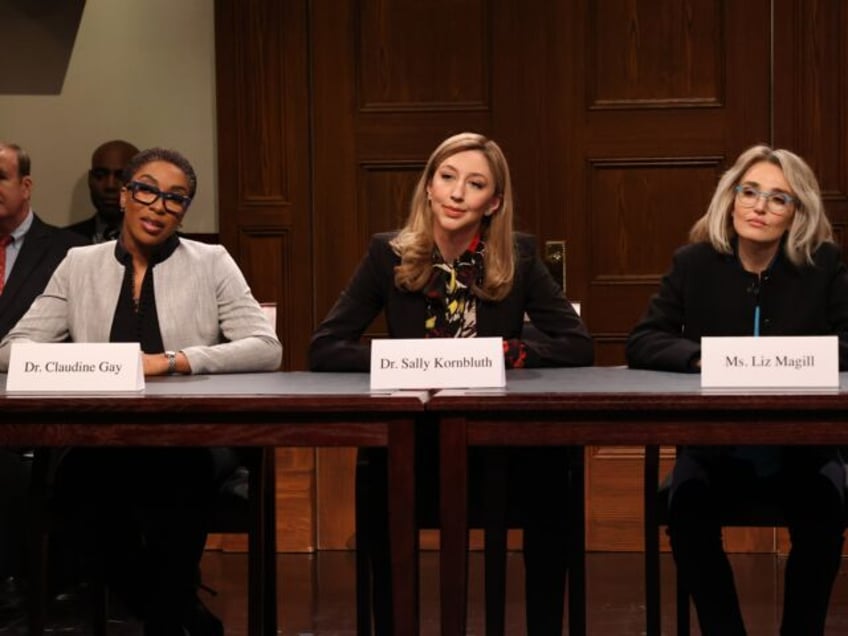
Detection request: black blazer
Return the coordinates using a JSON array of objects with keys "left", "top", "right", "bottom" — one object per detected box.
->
[
  {"left": 0, "top": 215, "right": 88, "bottom": 339},
  {"left": 65, "top": 215, "right": 97, "bottom": 243},
  {"left": 310, "top": 232, "right": 593, "bottom": 371},
  {"left": 626, "top": 241, "right": 848, "bottom": 372}
]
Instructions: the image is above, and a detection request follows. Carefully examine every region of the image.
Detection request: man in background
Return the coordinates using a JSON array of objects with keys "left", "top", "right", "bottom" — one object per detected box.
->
[
  {"left": 0, "top": 142, "right": 87, "bottom": 625},
  {"left": 66, "top": 139, "right": 138, "bottom": 243}
]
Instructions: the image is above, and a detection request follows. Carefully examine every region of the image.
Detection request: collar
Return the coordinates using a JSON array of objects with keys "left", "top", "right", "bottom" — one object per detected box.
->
[
  {"left": 434, "top": 232, "right": 483, "bottom": 265},
  {"left": 6, "top": 209, "right": 34, "bottom": 243},
  {"left": 730, "top": 234, "right": 783, "bottom": 275},
  {"left": 113, "top": 232, "right": 181, "bottom": 267},
  {"left": 94, "top": 213, "right": 121, "bottom": 242}
]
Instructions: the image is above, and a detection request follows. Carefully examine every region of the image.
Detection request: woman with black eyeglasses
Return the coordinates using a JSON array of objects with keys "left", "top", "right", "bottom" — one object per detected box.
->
[
  {"left": 0, "top": 147, "right": 281, "bottom": 635},
  {"left": 627, "top": 145, "right": 848, "bottom": 635}
]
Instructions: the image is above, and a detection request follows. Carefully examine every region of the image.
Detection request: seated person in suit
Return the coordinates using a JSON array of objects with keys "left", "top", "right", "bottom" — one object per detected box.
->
[
  {"left": 310, "top": 132, "right": 593, "bottom": 635},
  {"left": 66, "top": 139, "right": 139, "bottom": 243},
  {"left": 626, "top": 144, "right": 848, "bottom": 636},
  {"left": 0, "top": 142, "right": 87, "bottom": 622},
  {"left": 0, "top": 147, "right": 282, "bottom": 636}
]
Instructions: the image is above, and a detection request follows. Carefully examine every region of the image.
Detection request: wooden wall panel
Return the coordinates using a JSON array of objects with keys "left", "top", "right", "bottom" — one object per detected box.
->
[
  {"left": 317, "top": 448, "right": 357, "bottom": 549},
  {"left": 589, "top": 0, "right": 723, "bottom": 108},
  {"left": 235, "top": 230, "right": 290, "bottom": 365},
  {"left": 587, "top": 446, "right": 652, "bottom": 551},
  {"left": 584, "top": 158, "right": 722, "bottom": 339},
  {"left": 358, "top": 163, "right": 423, "bottom": 252},
  {"left": 775, "top": 0, "right": 848, "bottom": 249},
  {"left": 587, "top": 159, "right": 721, "bottom": 276},
  {"left": 216, "top": 0, "right": 315, "bottom": 552},
  {"left": 358, "top": 0, "right": 489, "bottom": 110}
]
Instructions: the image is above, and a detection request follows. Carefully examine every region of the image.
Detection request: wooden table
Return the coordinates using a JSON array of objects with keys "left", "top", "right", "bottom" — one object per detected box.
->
[
  {"left": 0, "top": 372, "right": 425, "bottom": 636},
  {"left": 429, "top": 366, "right": 848, "bottom": 636}
]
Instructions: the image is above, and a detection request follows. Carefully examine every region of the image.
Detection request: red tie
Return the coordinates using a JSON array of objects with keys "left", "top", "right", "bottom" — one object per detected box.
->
[{"left": 0, "top": 235, "right": 12, "bottom": 295}]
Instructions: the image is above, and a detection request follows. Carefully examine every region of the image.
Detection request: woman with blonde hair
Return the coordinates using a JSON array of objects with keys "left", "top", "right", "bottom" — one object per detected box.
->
[
  {"left": 627, "top": 144, "right": 848, "bottom": 634},
  {"left": 311, "top": 132, "right": 593, "bottom": 634}
]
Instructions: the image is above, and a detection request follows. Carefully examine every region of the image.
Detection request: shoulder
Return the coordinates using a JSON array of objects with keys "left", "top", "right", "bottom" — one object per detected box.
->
[
  {"left": 370, "top": 231, "right": 399, "bottom": 249},
  {"left": 174, "top": 238, "right": 231, "bottom": 263},
  {"left": 668, "top": 241, "right": 729, "bottom": 270},
  {"left": 52, "top": 242, "right": 113, "bottom": 275},
  {"left": 31, "top": 215, "right": 89, "bottom": 250},
  {"left": 512, "top": 232, "right": 539, "bottom": 258},
  {"left": 810, "top": 241, "right": 843, "bottom": 268},
  {"left": 673, "top": 241, "right": 718, "bottom": 260},
  {"left": 64, "top": 241, "right": 112, "bottom": 260},
  {"left": 64, "top": 216, "right": 95, "bottom": 236},
  {"left": 171, "top": 240, "right": 244, "bottom": 285},
  {"left": 367, "top": 231, "right": 401, "bottom": 261}
]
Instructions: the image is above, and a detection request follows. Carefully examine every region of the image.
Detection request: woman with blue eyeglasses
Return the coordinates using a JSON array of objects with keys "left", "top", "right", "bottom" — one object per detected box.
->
[
  {"left": 0, "top": 147, "right": 281, "bottom": 635},
  {"left": 627, "top": 144, "right": 848, "bottom": 635}
]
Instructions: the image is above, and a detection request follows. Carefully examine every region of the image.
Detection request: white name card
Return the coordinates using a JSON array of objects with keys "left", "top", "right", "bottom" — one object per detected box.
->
[
  {"left": 7, "top": 342, "right": 145, "bottom": 392},
  {"left": 370, "top": 337, "right": 505, "bottom": 390},
  {"left": 701, "top": 336, "right": 838, "bottom": 389}
]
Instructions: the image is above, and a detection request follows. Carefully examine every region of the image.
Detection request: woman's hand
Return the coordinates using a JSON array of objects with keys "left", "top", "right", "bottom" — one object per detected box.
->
[{"left": 142, "top": 352, "right": 191, "bottom": 376}]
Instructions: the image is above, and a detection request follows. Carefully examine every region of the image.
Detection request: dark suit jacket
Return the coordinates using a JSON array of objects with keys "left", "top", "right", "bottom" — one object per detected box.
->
[
  {"left": 65, "top": 216, "right": 97, "bottom": 243},
  {"left": 0, "top": 215, "right": 88, "bottom": 339},
  {"left": 309, "top": 232, "right": 594, "bottom": 371},
  {"left": 626, "top": 240, "right": 848, "bottom": 372}
]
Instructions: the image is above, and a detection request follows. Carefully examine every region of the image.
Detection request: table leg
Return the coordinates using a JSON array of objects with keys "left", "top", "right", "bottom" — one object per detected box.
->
[
  {"left": 440, "top": 416, "right": 468, "bottom": 636},
  {"left": 568, "top": 446, "right": 586, "bottom": 636},
  {"left": 261, "top": 448, "right": 278, "bottom": 636},
  {"left": 388, "top": 419, "right": 418, "bottom": 636}
]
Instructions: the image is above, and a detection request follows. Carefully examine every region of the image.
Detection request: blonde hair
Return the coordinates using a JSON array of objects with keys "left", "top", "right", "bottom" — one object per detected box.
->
[
  {"left": 689, "top": 144, "right": 832, "bottom": 266},
  {"left": 391, "top": 132, "right": 515, "bottom": 301}
]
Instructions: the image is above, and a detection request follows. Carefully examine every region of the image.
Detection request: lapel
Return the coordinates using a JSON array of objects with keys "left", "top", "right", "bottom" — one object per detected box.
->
[
  {"left": 390, "top": 289, "right": 428, "bottom": 338},
  {"left": 0, "top": 215, "right": 52, "bottom": 315}
]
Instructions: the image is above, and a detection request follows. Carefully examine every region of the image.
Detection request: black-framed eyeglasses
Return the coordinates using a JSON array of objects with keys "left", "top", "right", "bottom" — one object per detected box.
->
[
  {"left": 89, "top": 168, "right": 125, "bottom": 182},
  {"left": 734, "top": 184, "right": 797, "bottom": 215},
  {"left": 126, "top": 181, "right": 192, "bottom": 216}
]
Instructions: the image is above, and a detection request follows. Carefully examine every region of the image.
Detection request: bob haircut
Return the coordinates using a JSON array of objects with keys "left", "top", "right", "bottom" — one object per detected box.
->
[
  {"left": 689, "top": 144, "right": 831, "bottom": 266},
  {"left": 391, "top": 132, "right": 515, "bottom": 301}
]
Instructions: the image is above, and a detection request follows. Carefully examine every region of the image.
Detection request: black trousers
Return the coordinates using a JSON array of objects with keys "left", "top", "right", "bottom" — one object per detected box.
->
[
  {"left": 53, "top": 447, "right": 226, "bottom": 625},
  {"left": 0, "top": 449, "right": 30, "bottom": 579},
  {"left": 667, "top": 447, "right": 845, "bottom": 636},
  {"left": 360, "top": 420, "right": 570, "bottom": 636}
]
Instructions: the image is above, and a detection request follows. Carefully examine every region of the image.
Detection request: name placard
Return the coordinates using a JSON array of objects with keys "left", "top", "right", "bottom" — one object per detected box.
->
[
  {"left": 7, "top": 342, "right": 145, "bottom": 392},
  {"left": 701, "top": 336, "right": 838, "bottom": 389},
  {"left": 370, "top": 337, "right": 505, "bottom": 390}
]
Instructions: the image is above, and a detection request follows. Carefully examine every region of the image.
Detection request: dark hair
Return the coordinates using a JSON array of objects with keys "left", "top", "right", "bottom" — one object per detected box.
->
[
  {"left": 0, "top": 143, "right": 31, "bottom": 178},
  {"left": 122, "top": 147, "right": 197, "bottom": 198}
]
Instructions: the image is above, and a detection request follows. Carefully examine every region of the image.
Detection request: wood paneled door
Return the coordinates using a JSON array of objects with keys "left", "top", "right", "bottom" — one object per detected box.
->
[{"left": 216, "top": 0, "right": 848, "bottom": 552}]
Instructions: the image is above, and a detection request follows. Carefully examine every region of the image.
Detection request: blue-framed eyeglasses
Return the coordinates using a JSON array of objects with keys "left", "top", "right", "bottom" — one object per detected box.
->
[
  {"left": 734, "top": 185, "right": 797, "bottom": 215},
  {"left": 126, "top": 181, "right": 192, "bottom": 216}
]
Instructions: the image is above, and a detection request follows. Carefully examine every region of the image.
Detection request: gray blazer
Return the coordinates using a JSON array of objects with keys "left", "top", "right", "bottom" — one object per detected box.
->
[{"left": 0, "top": 238, "right": 282, "bottom": 373}]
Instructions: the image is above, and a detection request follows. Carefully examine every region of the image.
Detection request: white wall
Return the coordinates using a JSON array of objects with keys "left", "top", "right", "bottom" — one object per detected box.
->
[{"left": 0, "top": 0, "right": 218, "bottom": 233}]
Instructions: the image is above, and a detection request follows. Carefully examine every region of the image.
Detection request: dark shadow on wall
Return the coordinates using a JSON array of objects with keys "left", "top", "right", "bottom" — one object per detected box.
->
[{"left": 0, "top": 0, "right": 86, "bottom": 94}]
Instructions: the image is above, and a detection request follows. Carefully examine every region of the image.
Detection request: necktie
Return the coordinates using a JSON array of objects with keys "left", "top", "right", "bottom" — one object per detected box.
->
[{"left": 0, "top": 235, "right": 12, "bottom": 295}]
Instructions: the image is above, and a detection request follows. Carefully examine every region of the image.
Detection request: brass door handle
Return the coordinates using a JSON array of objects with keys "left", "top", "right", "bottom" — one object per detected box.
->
[{"left": 544, "top": 240, "right": 566, "bottom": 292}]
